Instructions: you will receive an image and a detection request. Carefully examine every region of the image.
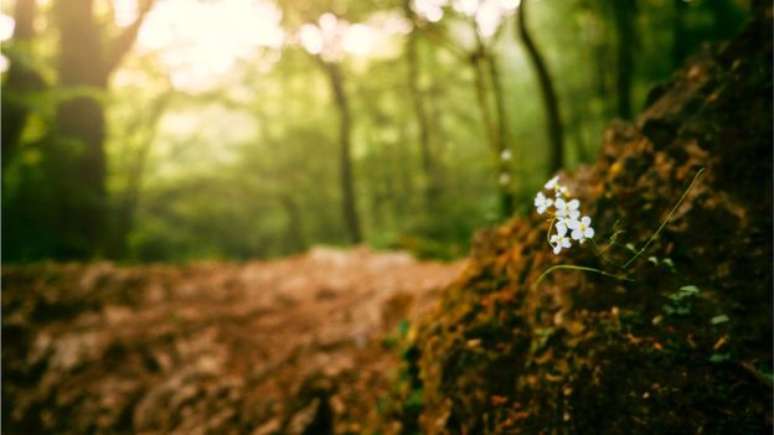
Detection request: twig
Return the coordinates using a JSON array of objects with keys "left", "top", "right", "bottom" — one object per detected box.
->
[
  {"left": 739, "top": 361, "right": 774, "bottom": 389},
  {"left": 533, "top": 264, "right": 634, "bottom": 290},
  {"left": 622, "top": 168, "right": 705, "bottom": 269}
]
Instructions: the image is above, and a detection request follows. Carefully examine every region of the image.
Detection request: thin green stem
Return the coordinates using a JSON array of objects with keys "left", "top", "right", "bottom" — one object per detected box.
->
[
  {"left": 533, "top": 264, "right": 633, "bottom": 289},
  {"left": 622, "top": 168, "right": 705, "bottom": 269},
  {"left": 546, "top": 216, "right": 556, "bottom": 246}
]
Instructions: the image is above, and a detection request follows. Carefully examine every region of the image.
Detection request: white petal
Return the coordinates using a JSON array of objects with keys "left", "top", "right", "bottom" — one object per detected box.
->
[
  {"left": 567, "top": 218, "right": 580, "bottom": 229},
  {"left": 571, "top": 229, "right": 583, "bottom": 240},
  {"left": 585, "top": 227, "right": 595, "bottom": 239},
  {"left": 581, "top": 216, "right": 591, "bottom": 225},
  {"left": 568, "top": 199, "right": 579, "bottom": 210},
  {"left": 569, "top": 210, "right": 580, "bottom": 220},
  {"left": 554, "top": 198, "right": 565, "bottom": 209},
  {"left": 545, "top": 176, "right": 558, "bottom": 190},
  {"left": 553, "top": 244, "right": 561, "bottom": 254},
  {"left": 562, "top": 238, "right": 571, "bottom": 248}
]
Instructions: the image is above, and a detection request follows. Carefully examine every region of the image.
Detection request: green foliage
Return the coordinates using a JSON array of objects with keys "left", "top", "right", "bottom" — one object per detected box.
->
[
  {"left": 1, "top": 0, "right": 750, "bottom": 262},
  {"left": 662, "top": 285, "right": 700, "bottom": 317}
]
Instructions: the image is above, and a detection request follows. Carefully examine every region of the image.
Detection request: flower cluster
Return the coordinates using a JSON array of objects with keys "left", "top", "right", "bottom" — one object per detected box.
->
[{"left": 534, "top": 176, "right": 595, "bottom": 254}]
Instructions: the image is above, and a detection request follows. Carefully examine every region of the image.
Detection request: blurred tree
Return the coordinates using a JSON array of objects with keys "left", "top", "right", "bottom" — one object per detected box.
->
[
  {"left": 517, "top": 0, "right": 564, "bottom": 175},
  {"left": 1, "top": 0, "right": 44, "bottom": 168},
  {"left": 2, "top": 0, "right": 751, "bottom": 263},
  {"left": 321, "top": 59, "right": 363, "bottom": 243},
  {"left": 403, "top": 0, "right": 441, "bottom": 209},
  {"left": 49, "top": 0, "right": 154, "bottom": 258},
  {"left": 415, "top": 4, "right": 515, "bottom": 218},
  {"left": 611, "top": 0, "right": 637, "bottom": 119},
  {"left": 296, "top": 12, "right": 365, "bottom": 244},
  {"left": 672, "top": 0, "right": 688, "bottom": 69},
  {"left": 108, "top": 90, "right": 172, "bottom": 259}
]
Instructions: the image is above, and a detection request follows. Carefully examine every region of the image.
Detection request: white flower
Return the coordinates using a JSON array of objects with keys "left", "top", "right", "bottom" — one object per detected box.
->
[
  {"left": 544, "top": 175, "right": 559, "bottom": 190},
  {"left": 544, "top": 175, "right": 569, "bottom": 197},
  {"left": 534, "top": 192, "right": 552, "bottom": 214},
  {"left": 554, "top": 198, "right": 580, "bottom": 220},
  {"left": 569, "top": 215, "right": 595, "bottom": 243},
  {"left": 550, "top": 233, "right": 571, "bottom": 255},
  {"left": 554, "top": 219, "right": 568, "bottom": 236},
  {"left": 499, "top": 173, "right": 511, "bottom": 185},
  {"left": 500, "top": 149, "right": 512, "bottom": 161}
]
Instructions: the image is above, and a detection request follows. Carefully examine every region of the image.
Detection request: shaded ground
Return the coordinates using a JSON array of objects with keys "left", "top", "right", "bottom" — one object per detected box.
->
[{"left": 2, "top": 247, "right": 463, "bottom": 434}]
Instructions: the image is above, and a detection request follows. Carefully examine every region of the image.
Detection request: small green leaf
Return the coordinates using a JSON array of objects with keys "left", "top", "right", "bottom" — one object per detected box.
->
[
  {"left": 397, "top": 319, "right": 410, "bottom": 338},
  {"left": 711, "top": 314, "right": 730, "bottom": 325},
  {"left": 625, "top": 243, "right": 636, "bottom": 253},
  {"left": 648, "top": 256, "right": 659, "bottom": 265},
  {"left": 709, "top": 353, "right": 730, "bottom": 363},
  {"left": 679, "top": 285, "right": 700, "bottom": 295},
  {"left": 675, "top": 306, "right": 690, "bottom": 315}
]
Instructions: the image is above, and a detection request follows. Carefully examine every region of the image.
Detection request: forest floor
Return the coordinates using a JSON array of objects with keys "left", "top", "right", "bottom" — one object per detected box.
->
[{"left": 2, "top": 247, "right": 464, "bottom": 434}]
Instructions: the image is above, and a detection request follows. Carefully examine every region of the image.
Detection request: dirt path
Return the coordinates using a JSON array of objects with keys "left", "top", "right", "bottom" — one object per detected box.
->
[{"left": 2, "top": 247, "right": 464, "bottom": 434}]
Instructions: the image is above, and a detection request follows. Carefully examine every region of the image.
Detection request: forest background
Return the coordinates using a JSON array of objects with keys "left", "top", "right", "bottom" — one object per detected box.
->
[{"left": 1, "top": 0, "right": 749, "bottom": 263}]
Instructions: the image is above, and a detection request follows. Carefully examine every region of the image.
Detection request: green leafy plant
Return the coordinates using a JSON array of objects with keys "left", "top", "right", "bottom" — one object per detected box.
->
[{"left": 662, "top": 285, "right": 700, "bottom": 316}]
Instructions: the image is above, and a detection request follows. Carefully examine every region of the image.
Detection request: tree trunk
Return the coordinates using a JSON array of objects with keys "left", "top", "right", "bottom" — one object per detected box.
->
[
  {"left": 52, "top": 0, "right": 108, "bottom": 257},
  {"left": 280, "top": 194, "right": 306, "bottom": 253},
  {"left": 471, "top": 50, "right": 512, "bottom": 218},
  {"left": 1, "top": 0, "right": 43, "bottom": 168},
  {"left": 486, "top": 53, "right": 514, "bottom": 216},
  {"left": 51, "top": 0, "right": 153, "bottom": 258},
  {"left": 672, "top": 0, "right": 688, "bottom": 69},
  {"left": 323, "top": 61, "right": 363, "bottom": 244},
  {"left": 516, "top": 0, "right": 565, "bottom": 175},
  {"left": 403, "top": 2, "right": 440, "bottom": 208},
  {"left": 611, "top": 0, "right": 636, "bottom": 120},
  {"left": 108, "top": 94, "right": 171, "bottom": 259}
]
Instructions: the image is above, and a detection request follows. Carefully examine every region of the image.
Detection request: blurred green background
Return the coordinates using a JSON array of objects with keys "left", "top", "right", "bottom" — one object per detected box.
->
[{"left": 1, "top": 0, "right": 749, "bottom": 262}]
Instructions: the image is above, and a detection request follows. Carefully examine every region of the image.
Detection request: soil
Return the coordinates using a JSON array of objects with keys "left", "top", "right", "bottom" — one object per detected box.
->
[{"left": 2, "top": 247, "right": 463, "bottom": 434}]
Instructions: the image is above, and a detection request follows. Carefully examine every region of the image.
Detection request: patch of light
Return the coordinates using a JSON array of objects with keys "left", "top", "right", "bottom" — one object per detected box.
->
[
  {"left": 113, "top": 0, "right": 139, "bottom": 28},
  {"left": 369, "top": 11, "right": 412, "bottom": 36},
  {"left": 0, "top": 13, "right": 15, "bottom": 41},
  {"left": 136, "top": 0, "right": 285, "bottom": 92},
  {"left": 343, "top": 24, "right": 375, "bottom": 56},
  {"left": 476, "top": 0, "right": 503, "bottom": 38},
  {"left": 412, "top": 0, "right": 447, "bottom": 22},
  {"left": 451, "top": 0, "right": 517, "bottom": 39},
  {"left": 452, "top": 0, "right": 480, "bottom": 16},
  {"left": 299, "top": 24, "right": 323, "bottom": 55},
  {"left": 298, "top": 11, "right": 410, "bottom": 62},
  {"left": 0, "top": 53, "right": 9, "bottom": 73}
]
